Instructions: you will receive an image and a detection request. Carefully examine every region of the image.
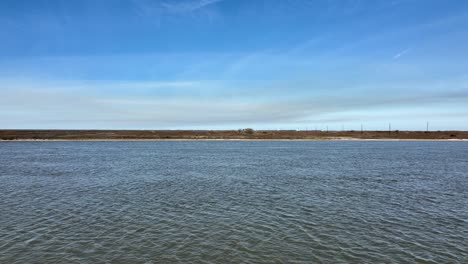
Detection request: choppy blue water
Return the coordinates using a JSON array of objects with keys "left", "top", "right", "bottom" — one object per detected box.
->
[{"left": 0, "top": 141, "right": 467, "bottom": 263}]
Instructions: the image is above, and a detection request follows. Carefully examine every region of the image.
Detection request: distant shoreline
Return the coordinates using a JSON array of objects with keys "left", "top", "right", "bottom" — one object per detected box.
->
[
  {"left": 2, "top": 138, "right": 468, "bottom": 142},
  {"left": 1, "top": 129, "right": 467, "bottom": 142}
]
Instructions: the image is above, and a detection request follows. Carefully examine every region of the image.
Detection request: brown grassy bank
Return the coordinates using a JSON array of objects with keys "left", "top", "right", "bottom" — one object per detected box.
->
[{"left": 1, "top": 129, "right": 467, "bottom": 141}]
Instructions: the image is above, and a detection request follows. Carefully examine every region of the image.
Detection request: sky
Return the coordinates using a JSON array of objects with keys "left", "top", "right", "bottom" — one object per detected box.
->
[{"left": 1, "top": 0, "right": 468, "bottom": 130}]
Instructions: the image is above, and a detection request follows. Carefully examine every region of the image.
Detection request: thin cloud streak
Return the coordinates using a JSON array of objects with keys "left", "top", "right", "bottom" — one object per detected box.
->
[
  {"left": 133, "top": 0, "right": 223, "bottom": 16},
  {"left": 393, "top": 48, "right": 410, "bottom": 59},
  {"left": 161, "top": 0, "right": 224, "bottom": 13}
]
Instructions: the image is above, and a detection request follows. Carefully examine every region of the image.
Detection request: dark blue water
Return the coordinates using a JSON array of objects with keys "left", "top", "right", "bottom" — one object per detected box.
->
[{"left": 1, "top": 141, "right": 467, "bottom": 263}]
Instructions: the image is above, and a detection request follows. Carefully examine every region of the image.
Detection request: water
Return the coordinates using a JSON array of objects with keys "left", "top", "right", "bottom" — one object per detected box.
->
[{"left": 0, "top": 141, "right": 467, "bottom": 263}]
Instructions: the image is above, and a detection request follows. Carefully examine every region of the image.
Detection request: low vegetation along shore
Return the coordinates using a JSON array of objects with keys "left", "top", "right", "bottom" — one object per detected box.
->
[{"left": 1, "top": 129, "right": 467, "bottom": 141}]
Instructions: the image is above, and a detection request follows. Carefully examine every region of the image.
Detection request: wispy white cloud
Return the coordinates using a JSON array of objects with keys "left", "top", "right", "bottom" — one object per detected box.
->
[
  {"left": 161, "top": 0, "right": 224, "bottom": 13},
  {"left": 317, "top": 11, "right": 468, "bottom": 58},
  {"left": 133, "top": 0, "right": 224, "bottom": 17},
  {"left": 393, "top": 48, "right": 410, "bottom": 59}
]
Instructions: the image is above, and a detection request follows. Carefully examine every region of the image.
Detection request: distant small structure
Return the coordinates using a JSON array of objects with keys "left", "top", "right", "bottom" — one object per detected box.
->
[{"left": 239, "top": 128, "right": 254, "bottom": 134}]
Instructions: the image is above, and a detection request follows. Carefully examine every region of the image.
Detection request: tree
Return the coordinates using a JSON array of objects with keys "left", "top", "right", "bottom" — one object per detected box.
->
[{"left": 244, "top": 128, "right": 254, "bottom": 134}]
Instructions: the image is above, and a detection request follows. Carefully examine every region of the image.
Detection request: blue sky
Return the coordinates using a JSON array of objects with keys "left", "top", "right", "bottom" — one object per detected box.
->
[{"left": 1, "top": 0, "right": 468, "bottom": 130}]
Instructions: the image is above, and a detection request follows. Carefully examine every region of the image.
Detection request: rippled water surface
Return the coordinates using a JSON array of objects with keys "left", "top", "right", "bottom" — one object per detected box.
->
[{"left": 1, "top": 141, "right": 467, "bottom": 263}]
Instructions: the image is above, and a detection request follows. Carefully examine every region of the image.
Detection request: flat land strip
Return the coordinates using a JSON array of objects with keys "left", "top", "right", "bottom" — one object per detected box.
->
[{"left": 1, "top": 130, "right": 467, "bottom": 141}]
